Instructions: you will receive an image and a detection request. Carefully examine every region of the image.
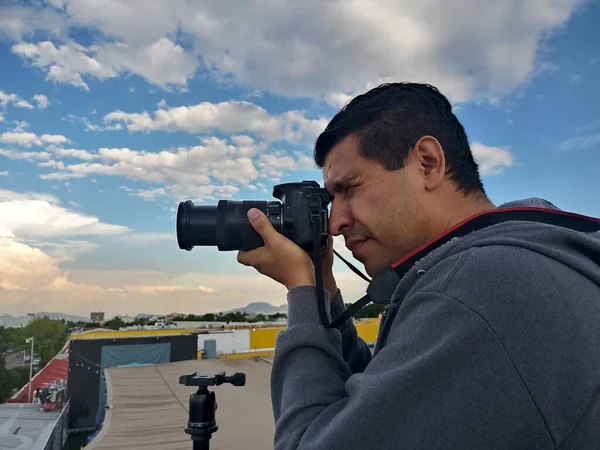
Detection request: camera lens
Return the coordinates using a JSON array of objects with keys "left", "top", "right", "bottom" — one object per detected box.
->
[
  {"left": 176, "top": 201, "right": 218, "bottom": 250},
  {"left": 177, "top": 200, "right": 282, "bottom": 251}
]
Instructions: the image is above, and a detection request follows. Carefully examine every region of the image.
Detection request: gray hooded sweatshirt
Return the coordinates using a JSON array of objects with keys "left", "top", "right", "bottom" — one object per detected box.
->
[{"left": 271, "top": 198, "right": 600, "bottom": 449}]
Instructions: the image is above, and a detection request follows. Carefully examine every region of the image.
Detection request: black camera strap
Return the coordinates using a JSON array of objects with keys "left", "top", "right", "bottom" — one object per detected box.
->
[{"left": 325, "top": 207, "right": 600, "bottom": 330}]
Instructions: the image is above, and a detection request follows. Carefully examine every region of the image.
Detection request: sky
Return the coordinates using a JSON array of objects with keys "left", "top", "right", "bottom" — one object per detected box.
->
[{"left": 0, "top": 0, "right": 599, "bottom": 318}]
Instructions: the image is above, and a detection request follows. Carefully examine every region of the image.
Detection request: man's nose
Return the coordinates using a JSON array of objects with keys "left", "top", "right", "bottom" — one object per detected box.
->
[{"left": 328, "top": 201, "right": 352, "bottom": 236}]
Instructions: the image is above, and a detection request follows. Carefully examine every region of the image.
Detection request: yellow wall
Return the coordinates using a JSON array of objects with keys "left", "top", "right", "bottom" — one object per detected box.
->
[
  {"left": 246, "top": 318, "right": 380, "bottom": 350},
  {"left": 70, "top": 328, "right": 200, "bottom": 340},
  {"left": 73, "top": 318, "right": 380, "bottom": 353},
  {"left": 355, "top": 318, "right": 380, "bottom": 344},
  {"left": 250, "top": 327, "right": 285, "bottom": 349}
]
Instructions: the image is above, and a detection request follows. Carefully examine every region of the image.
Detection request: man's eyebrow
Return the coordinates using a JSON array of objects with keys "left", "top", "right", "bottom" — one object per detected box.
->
[{"left": 328, "top": 174, "right": 359, "bottom": 192}]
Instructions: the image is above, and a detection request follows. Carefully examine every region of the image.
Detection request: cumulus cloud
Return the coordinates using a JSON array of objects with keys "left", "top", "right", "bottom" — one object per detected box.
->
[
  {"left": 0, "top": 191, "right": 257, "bottom": 317},
  {"left": 0, "top": 131, "right": 71, "bottom": 147},
  {"left": 471, "top": 142, "right": 516, "bottom": 175},
  {"left": 33, "top": 94, "right": 50, "bottom": 109},
  {"left": 12, "top": 41, "right": 116, "bottom": 91},
  {"left": 4, "top": 136, "right": 313, "bottom": 200},
  {"left": 0, "top": 90, "right": 34, "bottom": 109},
  {"left": 11, "top": 38, "right": 197, "bottom": 90},
  {"left": 2, "top": 0, "right": 588, "bottom": 101},
  {"left": 0, "top": 189, "right": 128, "bottom": 238},
  {"left": 103, "top": 100, "right": 328, "bottom": 143},
  {"left": 0, "top": 189, "right": 124, "bottom": 299},
  {"left": 0, "top": 4, "right": 65, "bottom": 40},
  {"left": 93, "top": 38, "right": 198, "bottom": 87}
]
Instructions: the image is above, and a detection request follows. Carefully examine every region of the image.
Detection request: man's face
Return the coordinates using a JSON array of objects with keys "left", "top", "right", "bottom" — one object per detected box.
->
[{"left": 323, "top": 135, "right": 431, "bottom": 277}]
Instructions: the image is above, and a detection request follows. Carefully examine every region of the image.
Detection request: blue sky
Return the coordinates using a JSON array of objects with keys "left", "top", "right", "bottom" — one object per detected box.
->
[{"left": 0, "top": 0, "right": 599, "bottom": 317}]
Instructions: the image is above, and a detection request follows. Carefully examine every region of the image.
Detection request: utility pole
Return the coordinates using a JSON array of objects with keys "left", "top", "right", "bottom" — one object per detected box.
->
[{"left": 25, "top": 337, "right": 34, "bottom": 403}]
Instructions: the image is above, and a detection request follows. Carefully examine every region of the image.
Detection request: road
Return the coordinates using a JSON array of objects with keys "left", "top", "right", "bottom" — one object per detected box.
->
[{"left": 4, "top": 351, "right": 28, "bottom": 370}]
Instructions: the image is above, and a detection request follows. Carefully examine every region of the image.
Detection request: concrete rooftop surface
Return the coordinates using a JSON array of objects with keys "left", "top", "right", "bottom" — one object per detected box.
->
[
  {"left": 0, "top": 403, "right": 62, "bottom": 450},
  {"left": 86, "top": 358, "right": 275, "bottom": 450}
]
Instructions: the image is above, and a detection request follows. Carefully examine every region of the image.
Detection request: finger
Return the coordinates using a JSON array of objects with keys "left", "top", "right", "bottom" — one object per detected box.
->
[
  {"left": 247, "top": 208, "right": 276, "bottom": 245},
  {"left": 327, "top": 234, "right": 334, "bottom": 250},
  {"left": 237, "top": 247, "right": 266, "bottom": 267},
  {"left": 237, "top": 250, "right": 251, "bottom": 266}
]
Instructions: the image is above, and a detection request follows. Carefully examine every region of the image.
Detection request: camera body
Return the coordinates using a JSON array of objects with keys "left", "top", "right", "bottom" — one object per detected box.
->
[
  {"left": 272, "top": 181, "right": 330, "bottom": 252},
  {"left": 177, "top": 180, "right": 331, "bottom": 255}
]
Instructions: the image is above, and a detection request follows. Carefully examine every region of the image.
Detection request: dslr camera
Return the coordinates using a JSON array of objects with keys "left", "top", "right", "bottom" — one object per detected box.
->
[{"left": 177, "top": 181, "right": 331, "bottom": 256}]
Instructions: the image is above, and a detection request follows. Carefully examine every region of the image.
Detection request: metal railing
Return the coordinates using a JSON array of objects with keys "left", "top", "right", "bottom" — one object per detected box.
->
[{"left": 43, "top": 399, "right": 70, "bottom": 450}]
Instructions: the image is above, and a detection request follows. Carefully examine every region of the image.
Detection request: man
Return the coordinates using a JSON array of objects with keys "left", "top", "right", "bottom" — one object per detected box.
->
[{"left": 237, "top": 83, "right": 600, "bottom": 449}]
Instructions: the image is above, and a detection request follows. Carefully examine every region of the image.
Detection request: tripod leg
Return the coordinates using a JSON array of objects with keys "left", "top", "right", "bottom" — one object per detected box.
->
[{"left": 193, "top": 440, "right": 209, "bottom": 450}]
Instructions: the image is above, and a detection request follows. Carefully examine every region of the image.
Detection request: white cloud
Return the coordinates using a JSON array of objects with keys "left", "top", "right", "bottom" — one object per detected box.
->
[
  {"left": 0, "top": 171, "right": 8, "bottom": 177},
  {"left": 13, "top": 121, "right": 29, "bottom": 132},
  {"left": 0, "top": 189, "right": 129, "bottom": 239},
  {"left": 0, "top": 134, "right": 312, "bottom": 200},
  {"left": 0, "top": 90, "right": 34, "bottom": 108},
  {"left": 40, "top": 134, "right": 71, "bottom": 145},
  {"left": 257, "top": 151, "right": 298, "bottom": 179},
  {"left": 471, "top": 142, "right": 516, "bottom": 175},
  {"left": 11, "top": 38, "right": 197, "bottom": 91},
  {"left": 49, "top": 146, "right": 97, "bottom": 161},
  {"left": 93, "top": 37, "right": 198, "bottom": 87},
  {"left": 0, "top": 4, "right": 65, "bottom": 40},
  {"left": 103, "top": 100, "right": 328, "bottom": 142},
  {"left": 0, "top": 148, "right": 51, "bottom": 162},
  {"left": 0, "top": 113, "right": 4, "bottom": 123},
  {"left": 0, "top": 131, "right": 41, "bottom": 147},
  {"left": 34, "top": 239, "right": 99, "bottom": 263},
  {"left": 0, "top": 187, "right": 232, "bottom": 313},
  {"left": 136, "top": 187, "right": 167, "bottom": 201},
  {"left": 33, "top": 94, "right": 50, "bottom": 109},
  {"left": 36, "top": 138, "right": 261, "bottom": 198},
  {"left": 0, "top": 131, "right": 71, "bottom": 147},
  {"left": 325, "top": 93, "right": 353, "bottom": 108},
  {"left": 4, "top": 0, "right": 587, "bottom": 102},
  {"left": 12, "top": 41, "right": 116, "bottom": 91},
  {"left": 0, "top": 189, "right": 129, "bottom": 295},
  {"left": 0, "top": 237, "right": 68, "bottom": 291},
  {"left": 559, "top": 133, "right": 600, "bottom": 152}
]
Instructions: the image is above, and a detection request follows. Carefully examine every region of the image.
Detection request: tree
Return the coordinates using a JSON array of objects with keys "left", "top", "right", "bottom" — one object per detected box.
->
[
  {"left": 0, "top": 326, "right": 19, "bottom": 353},
  {"left": 104, "top": 317, "right": 126, "bottom": 330},
  {"left": 19, "top": 317, "right": 68, "bottom": 366},
  {"left": 0, "top": 353, "right": 12, "bottom": 403}
]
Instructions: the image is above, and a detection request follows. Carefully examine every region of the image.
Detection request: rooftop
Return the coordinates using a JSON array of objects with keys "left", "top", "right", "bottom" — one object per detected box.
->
[
  {"left": 86, "top": 358, "right": 274, "bottom": 450},
  {"left": 0, "top": 403, "right": 62, "bottom": 450}
]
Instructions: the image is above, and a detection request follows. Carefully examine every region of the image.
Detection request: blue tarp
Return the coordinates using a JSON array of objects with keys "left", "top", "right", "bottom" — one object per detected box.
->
[{"left": 94, "top": 343, "right": 171, "bottom": 428}]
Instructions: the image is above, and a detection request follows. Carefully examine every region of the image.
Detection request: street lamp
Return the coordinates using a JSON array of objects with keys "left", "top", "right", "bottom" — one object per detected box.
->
[{"left": 25, "top": 337, "right": 34, "bottom": 403}]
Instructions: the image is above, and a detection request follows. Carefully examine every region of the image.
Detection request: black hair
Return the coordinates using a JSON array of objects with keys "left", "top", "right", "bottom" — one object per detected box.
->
[{"left": 314, "top": 82, "right": 486, "bottom": 196}]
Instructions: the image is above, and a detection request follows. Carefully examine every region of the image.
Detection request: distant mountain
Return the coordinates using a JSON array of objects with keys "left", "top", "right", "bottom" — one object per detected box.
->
[
  {"left": 0, "top": 312, "right": 91, "bottom": 328},
  {"left": 135, "top": 313, "right": 164, "bottom": 320},
  {"left": 221, "top": 302, "right": 288, "bottom": 315}
]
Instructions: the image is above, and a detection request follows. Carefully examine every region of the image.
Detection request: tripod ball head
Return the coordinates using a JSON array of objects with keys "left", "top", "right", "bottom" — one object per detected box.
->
[{"left": 179, "top": 370, "right": 247, "bottom": 449}]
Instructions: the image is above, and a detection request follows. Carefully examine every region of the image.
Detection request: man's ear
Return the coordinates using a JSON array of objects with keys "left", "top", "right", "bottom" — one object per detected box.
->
[{"left": 410, "top": 136, "right": 446, "bottom": 191}]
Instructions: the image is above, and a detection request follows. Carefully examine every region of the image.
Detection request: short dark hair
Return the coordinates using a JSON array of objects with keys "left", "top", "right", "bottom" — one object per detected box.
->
[{"left": 314, "top": 82, "right": 485, "bottom": 196}]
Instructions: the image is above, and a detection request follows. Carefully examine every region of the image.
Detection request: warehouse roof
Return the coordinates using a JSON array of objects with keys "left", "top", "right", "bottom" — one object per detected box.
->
[
  {"left": 86, "top": 358, "right": 274, "bottom": 450},
  {"left": 0, "top": 403, "right": 63, "bottom": 450}
]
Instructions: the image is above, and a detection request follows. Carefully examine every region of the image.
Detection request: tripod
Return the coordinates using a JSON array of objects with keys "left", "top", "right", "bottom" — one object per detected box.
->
[{"left": 179, "top": 370, "right": 246, "bottom": 449}]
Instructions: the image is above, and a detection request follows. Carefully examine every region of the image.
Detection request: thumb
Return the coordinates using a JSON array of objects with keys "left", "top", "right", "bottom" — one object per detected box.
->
[{"left": 247, "top": 208, "right": 275, "bottom": 244}]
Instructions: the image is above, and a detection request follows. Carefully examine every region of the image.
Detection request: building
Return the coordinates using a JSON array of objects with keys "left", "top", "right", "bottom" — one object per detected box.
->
[
  {"left": 68, "top": 331, "right": 198, "bottom": 430},
  {"left": 90, "top": 312, "right": 105, "bottom": 323}
]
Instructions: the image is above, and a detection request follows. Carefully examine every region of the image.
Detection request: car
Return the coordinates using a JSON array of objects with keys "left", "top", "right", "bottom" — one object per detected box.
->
[{"left": 32, "top": 358, "right": 40, "bottom": 365}]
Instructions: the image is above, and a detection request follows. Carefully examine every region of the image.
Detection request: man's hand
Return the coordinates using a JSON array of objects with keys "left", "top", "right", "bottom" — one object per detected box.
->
[{"left": 237, "top": 208, "right": 316, "bottom": 290}]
